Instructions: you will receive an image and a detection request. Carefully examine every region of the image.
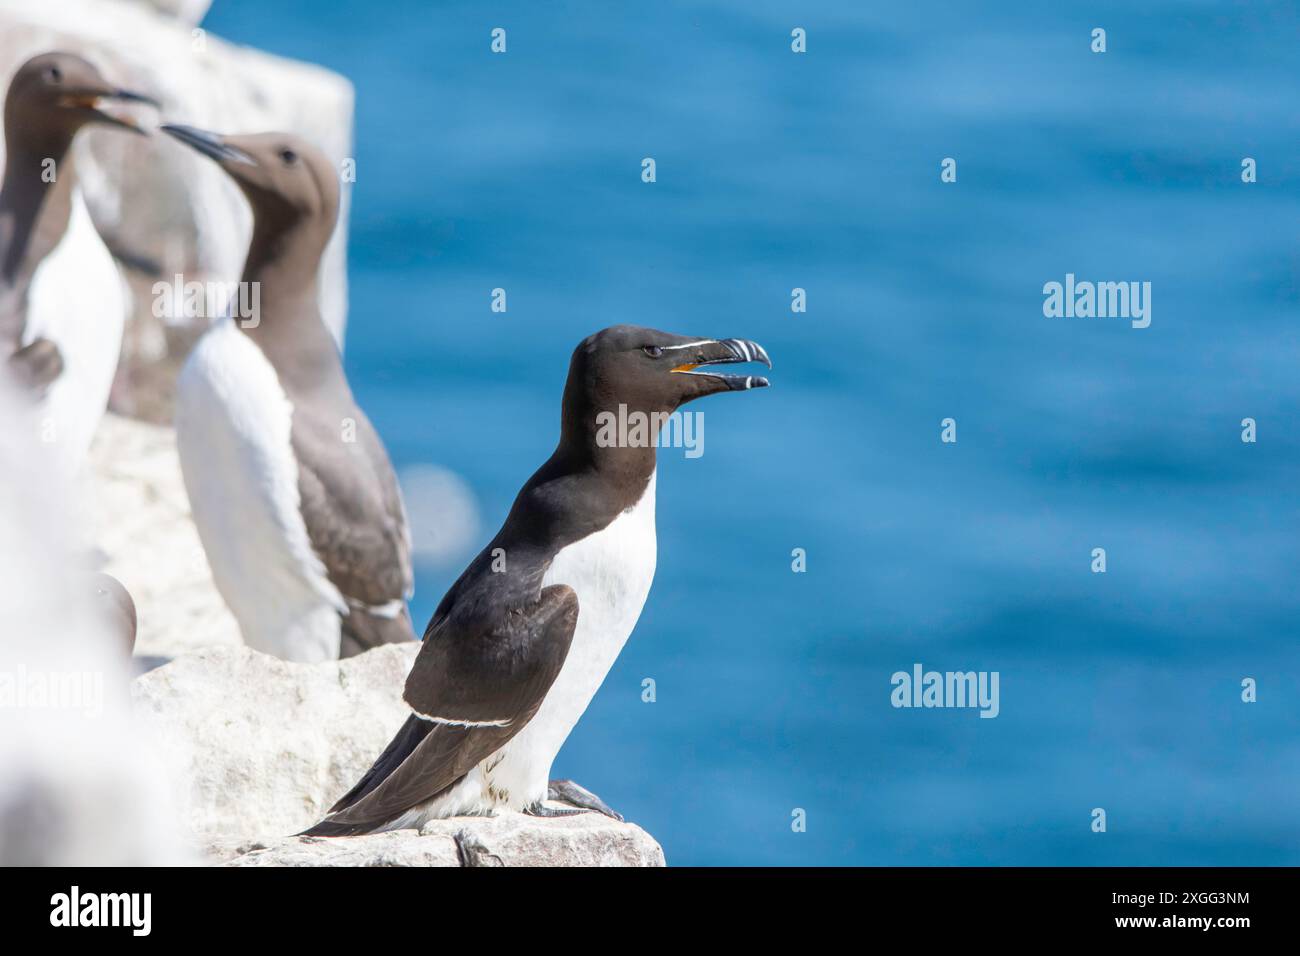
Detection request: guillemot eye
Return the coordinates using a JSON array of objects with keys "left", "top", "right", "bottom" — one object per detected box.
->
[
  {"left": 280, "top": 148, "right": 298, "bottom": 166},
  {"left": 641, "top": 345, "right": 663, "bottom": 358}
]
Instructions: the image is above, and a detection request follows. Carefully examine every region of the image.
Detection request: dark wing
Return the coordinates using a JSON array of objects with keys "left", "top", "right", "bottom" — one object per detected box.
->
[
  {"left": 292, "top": 407, "right": 415, "bottom": 646},
  {"left": 302, "top": 583, "right": 578, "bottom": 835}
]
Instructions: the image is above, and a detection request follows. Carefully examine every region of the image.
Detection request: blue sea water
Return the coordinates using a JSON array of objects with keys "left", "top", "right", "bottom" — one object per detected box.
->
[{"left": 203, "top": 1, "right": 1300, "bottom": 865}]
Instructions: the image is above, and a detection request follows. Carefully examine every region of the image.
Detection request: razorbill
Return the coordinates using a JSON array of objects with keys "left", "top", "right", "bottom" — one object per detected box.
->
[
  {"left": 305, "top": 325, "right": 771, "bottom": 835},
  {"left": 159, "top": 125, "right": 415, "bottom": 662},
  {"left": 0, "top": 52, "right": 157, "bottom": 474}
]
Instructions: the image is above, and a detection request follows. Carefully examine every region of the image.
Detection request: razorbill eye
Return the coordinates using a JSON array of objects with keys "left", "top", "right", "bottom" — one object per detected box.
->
[
  {"left": 46, "top": 65, "right": 62, "bottom": 84},
  {"left": 641, "top": 345, "right": 663, "bottom": 358}
]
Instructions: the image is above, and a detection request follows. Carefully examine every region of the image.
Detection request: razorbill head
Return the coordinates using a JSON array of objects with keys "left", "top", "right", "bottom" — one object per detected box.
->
[
  {"left": 1, "top": 53, "right": 158, "bottom": 473},
  {"left": 158, "top": 125, "right": 415, "bottom": 662},
  {"left": 304, "top": 324, "right": 771, "bottom": 836}
]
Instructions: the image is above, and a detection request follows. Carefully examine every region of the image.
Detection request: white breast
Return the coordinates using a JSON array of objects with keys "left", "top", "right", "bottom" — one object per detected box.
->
[
  {"left": 482, "top": 470, "right": 659, "bottom": 808},
  {"left": 24, "top": 188, "right": 125, "bottom": 476},
  {"left": 175, "top": 319, "right": 346, "bottom": 662}
]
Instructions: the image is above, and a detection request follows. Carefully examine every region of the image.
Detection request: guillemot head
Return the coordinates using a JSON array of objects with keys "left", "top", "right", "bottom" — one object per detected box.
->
[
  {"left": 572, "top": 324, "right": 771, "bottom": 414},
  {"left": 160, "top": 125, "right": 340, "bottom": 238},
  {"left": 4, "top": 52, "right": 159, "bottom": 137}
]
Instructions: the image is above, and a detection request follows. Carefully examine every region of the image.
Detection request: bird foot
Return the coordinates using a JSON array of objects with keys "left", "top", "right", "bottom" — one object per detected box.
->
[
  {"left": 543, "top": 779, "right": 624, "bottom": 821},
  {"left": 454, "top": 828, "right": 503, "bottom": 867},
  {"left": 523, "top": 801, "right": 586, "bottom": 818}
]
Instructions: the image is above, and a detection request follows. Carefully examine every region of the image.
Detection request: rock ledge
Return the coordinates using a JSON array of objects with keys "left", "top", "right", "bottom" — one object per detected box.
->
[
  {"left": 220, "top": 813, "right": 665, "bottom": 867},
  {"left": 133, "top": 642, "right": 666, "bottom": 866}
]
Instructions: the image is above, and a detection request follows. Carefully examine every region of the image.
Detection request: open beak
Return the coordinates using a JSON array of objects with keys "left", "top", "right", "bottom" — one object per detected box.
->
[
  {"left": 161, "top": 123, "right": 256, "bottom": 166},
  {"left": 669, "top": 338, "right": 772, "bottom": 391},
  {"left": 61, "top": 87, "right": 161, "bottom": 134}
]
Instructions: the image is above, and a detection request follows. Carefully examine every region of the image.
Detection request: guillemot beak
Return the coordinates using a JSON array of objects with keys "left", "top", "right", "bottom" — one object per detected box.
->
[
  {"left": 161, "top": 124, "right": 256, "bottom": 166},
  {"left": 670, "top": 338, "right": 772, "bottom": 390},
  {"left": 61, "top": 87, "right": 161, "bottom": 135}
]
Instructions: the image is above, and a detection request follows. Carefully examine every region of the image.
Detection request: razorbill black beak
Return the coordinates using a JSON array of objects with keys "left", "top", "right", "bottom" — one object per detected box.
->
[
  {"left": 161, "top": 123, "right": 256, "bottom": 165},
  {"left": 669, "top": 338, "right": 772, "bottom": 390}
]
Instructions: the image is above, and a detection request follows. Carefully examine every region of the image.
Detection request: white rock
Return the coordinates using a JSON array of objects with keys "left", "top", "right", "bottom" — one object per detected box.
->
[
  {"left": 127, "top": 0, "right": 213, "bottom": 24},
  {"left": 221, "top": 831, "right": 462, "bottom": 867},
  {"left": 133, "top": 643, "right": 419, "bottom": 849},
  {"left": 86, "top": 412, "right": 241, "bottom": 658},
  {"left": 225, "top": 814, "right": 666, "bottom": 867}
]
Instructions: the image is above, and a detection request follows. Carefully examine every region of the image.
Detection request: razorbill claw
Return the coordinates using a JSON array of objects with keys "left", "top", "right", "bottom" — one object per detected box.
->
[
  {"left": 159, "top": 125, "right": 416, "bottom": 662},
  {"left": 545, "top": 778, "right": 624, "bottom": 821},
  {"left": 303, "top": 325, "right": 772, "bottom": 836}
]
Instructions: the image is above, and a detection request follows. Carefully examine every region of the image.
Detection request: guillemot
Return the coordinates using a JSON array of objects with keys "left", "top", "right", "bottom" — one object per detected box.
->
[
  {"left": 305, "top": 325, "right": 771, "bottom": 835},
  {"left": 0, "top": 52, "right": 157, "bottom": 474},
  {"left": 159, "top": 125, "right": 415, "bottom": 661}
]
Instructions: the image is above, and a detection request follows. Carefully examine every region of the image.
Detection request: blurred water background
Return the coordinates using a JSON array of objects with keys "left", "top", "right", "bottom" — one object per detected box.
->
[{"left": 205, "top": 0, "right": 1300, "bottom": 864}]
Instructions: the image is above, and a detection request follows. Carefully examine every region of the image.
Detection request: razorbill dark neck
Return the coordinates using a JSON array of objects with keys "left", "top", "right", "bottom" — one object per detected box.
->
[
  {"left": 305, "top": 324, "right": 771, "bottom": 836},
  {"left": 159, "top": 124, "right": 416, "bottom": 661}
]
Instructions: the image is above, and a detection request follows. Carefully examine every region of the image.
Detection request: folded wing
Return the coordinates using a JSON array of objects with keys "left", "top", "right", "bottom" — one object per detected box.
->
[{"left": 302, "top": 583, "right": 578, "bottom": 836}]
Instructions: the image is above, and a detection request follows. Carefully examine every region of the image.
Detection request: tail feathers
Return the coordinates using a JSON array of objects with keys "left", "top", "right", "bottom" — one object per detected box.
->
[
  {"left": 297, "top": 712, "right": 432, "bottom": 837},
  {"left": 339, "top": 604, "right": 417, "bottom": 658},
  {"left": 299, "top": 818, "right": 382, "bottom": 838}
]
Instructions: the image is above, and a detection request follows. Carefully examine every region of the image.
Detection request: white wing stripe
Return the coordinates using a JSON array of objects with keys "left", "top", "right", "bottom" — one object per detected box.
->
[{"left": 412, "top": 711, "right": 513, "bottom": 728}]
